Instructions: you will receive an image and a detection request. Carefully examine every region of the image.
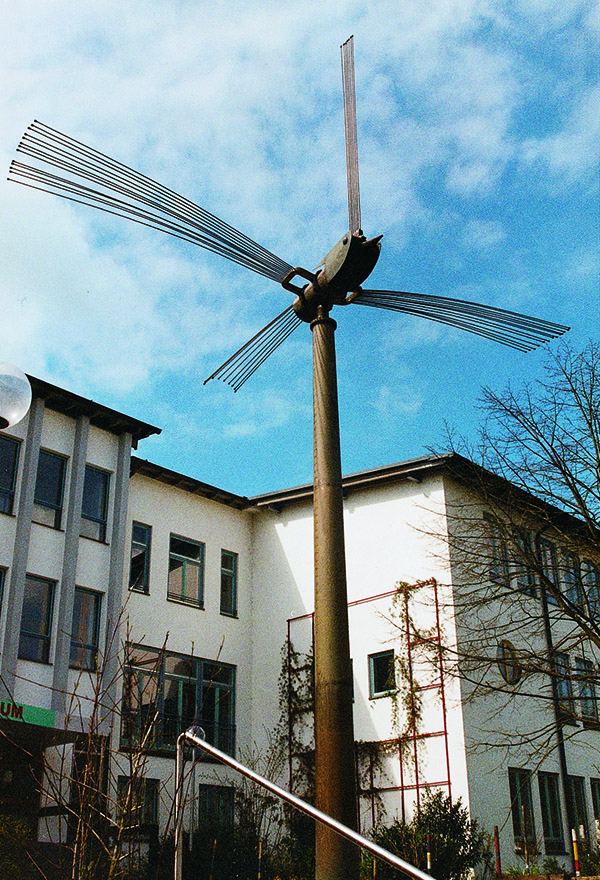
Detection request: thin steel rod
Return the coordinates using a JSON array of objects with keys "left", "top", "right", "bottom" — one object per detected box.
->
[
  {"left": 20, "top": 120, "right": 291, "bottom": 275},
  {"left": 204, "top": 305, "right": 302, "bottom": 390},
  {"left": 179, "top": 726, "right": 435, "bottom": 880},
  {"left": 9, "top": 121, "right": 293, "bottom": 282},
  {"left": 354, "top": 289, "right": 569, "bottom": 350},
  {"left": 10, "top": 161, "right": 286, "bottom": 281},
  {"left": 18, "top": 126, "right": 288, "bottom": 277},
  {"left": 341, "top": 36, "right": 361, "bottom": 234}
]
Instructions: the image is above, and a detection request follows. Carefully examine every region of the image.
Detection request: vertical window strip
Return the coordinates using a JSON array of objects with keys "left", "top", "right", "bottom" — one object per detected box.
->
[
  {"left": 220, "top": 550, "right": 238, "bottom": 616},
  {"left": 130, "top": 522, "right": 152, "bottom": 593}
]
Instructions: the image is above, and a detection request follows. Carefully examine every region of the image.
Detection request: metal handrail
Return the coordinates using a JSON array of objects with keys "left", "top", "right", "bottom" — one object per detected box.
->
[{"left": 175, "top": 726, "right": 434, "bottom": 880}]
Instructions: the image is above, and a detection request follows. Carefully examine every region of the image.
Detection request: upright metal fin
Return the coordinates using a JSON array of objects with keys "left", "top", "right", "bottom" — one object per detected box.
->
[{"left": 341, "top": 36, "right": 361, "bottom": 235}]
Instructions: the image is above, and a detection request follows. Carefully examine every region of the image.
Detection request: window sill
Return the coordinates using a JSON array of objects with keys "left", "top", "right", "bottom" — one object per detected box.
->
[
  {"left": 167, "top": 596, "right": 204, "bottom": 610},
  {"left": 129, "top": 586, "right": 150, "bottom": 596},
  {"left": 220, "top": 611, "right": 238, "bottom": 619},
  {"left": 32, "top": 520, "right": 64, "bottom": 532},
  {"left": 0, "top": 511, "right": 16, "bottom": 518},
  {"left": 370, "top": 690, "right": 396, "bottom": 700},
  {"left": 79, "top": 533, "right": 110, "bottom": 546}
]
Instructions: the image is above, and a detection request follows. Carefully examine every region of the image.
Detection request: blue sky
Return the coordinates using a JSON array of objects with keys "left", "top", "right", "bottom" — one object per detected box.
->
[{"left": 1, "top": 0, "right": 598, "bottom": 495}]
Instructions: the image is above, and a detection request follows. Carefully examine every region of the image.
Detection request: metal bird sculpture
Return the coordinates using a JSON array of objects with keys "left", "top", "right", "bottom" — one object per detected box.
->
[{"left": 8, "top": 36, "right": 569, "bottom": 880}]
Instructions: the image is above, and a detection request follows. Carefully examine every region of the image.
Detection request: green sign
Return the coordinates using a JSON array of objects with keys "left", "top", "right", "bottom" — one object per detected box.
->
[{"left": 0, "top": 700, "right": 55, "bottom": 728}]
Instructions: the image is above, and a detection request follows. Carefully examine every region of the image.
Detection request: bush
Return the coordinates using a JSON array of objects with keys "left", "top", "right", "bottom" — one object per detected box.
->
[{"left": 364, "top": 790, "right": 491, "bottom": 880}]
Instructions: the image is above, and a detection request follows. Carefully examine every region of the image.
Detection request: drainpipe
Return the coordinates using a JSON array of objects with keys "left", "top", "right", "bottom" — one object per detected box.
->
[{"left": 538, "top": 553, "right": 572, "bottom": 868}]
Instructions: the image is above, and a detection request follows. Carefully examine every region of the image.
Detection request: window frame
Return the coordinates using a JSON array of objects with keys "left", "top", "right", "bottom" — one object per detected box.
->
[
  {"left": 484, "top": 514, "right": 510, "bottom": 588},
  {"left": 0, "top": 434, "right": 20, "bottom": 515},
  {"left": 32, "top": 449, "right": 66, "bottom": 529},
  {"left": 121, "top": 645, "right": 236, "bottom": 755},
  {"left": 368, "top": 650, "right": 396, "bottom": 699},
  {"left": 567, "top": 775, "right": 589, "bottom": 846},
  {"left": 117, "top": 775, "right": 160, "bottom": 829},
  {"left": 80, "top": 465, "right": 110, "bottom": 542},
  {"left": 198, "top": 783, "right": 234, "bottom": 832},
  {"left": 539, "top": 539, "right": 560, "bottom": 606},
  {"left": 497, "top": 640, "right": 522, "bottom": 685},
  {"left": 18, "top": 575, "right": 55, "bottom": 664},
  {"left": 574, "top": 656, "right": 598, "bottom": 723},
  {"left": 538, "top": 771, "right": 565, "bottom": 854},
  {"left": 508, "top": 767, "right": 537, "bottom": 854},
  {"left": 129, "top": 522, "right": 152, "bottom": 594},
  {"left": 554, "top": 652, "right": 575, "bottom": 719},
  {"left": 582, "top": 560, "right": 600, "bottom": 622},
  {"left": 167, "top": 534, "right": 205, "bottom": 607},
  {"left": 70, "top": 587, "right": 102, "bottom": 672},
  {"left": 220, "top": 549, "right": 238, "bottom": 617}
]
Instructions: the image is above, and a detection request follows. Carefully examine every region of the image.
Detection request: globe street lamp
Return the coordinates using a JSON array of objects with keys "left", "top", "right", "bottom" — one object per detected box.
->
[{"left": 0, "top": 362, "right": 32, "bottom": 429}]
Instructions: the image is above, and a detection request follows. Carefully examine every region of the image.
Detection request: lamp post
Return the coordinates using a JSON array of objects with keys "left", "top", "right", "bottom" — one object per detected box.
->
[{"left": 0, "top": 362, "right": 31, "bottom": 430}]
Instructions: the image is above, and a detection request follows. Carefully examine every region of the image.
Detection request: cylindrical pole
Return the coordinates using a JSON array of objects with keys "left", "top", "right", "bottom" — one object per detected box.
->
[
  {"left": 493, "top": 825, "right": 501, "bottom": 878},
  {"left": 175, "top": 734, "right": 186, "bottom": 880},
  {"left": 572, "top": 829, "right": 580, "bottom": 877},
  {"left": 311, "top": 307, "right": 359, "bottom": 880},
  {"left": 427, "top": 833, "right": 431, "bottom": 872}
]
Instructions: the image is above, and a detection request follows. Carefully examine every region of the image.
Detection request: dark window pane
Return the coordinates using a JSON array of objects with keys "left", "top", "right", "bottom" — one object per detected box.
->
[
  {"left": 539, "top": 772, "right": 564, "bottom": 853},
  {"left": 508, "top": 768, "right": 536, "bottom": 852},
  {"left": 170, "top": 536, "right": 200, "bottom": 560},
  {"left": 35, "top": 451, "right": 65, "bottom": 508},
  {"left": 168, "top": 535, "right": 204, "bottom": 606},
  {"left": 220, "top": 550, "right": 238, "bottom": 616},
  {"left": 33, "top": 450, "right": 65, "bottom": 528},
  {"left": 70, "top": 588, "right": 101, "bottom": 671},
  {"left": 81, "top": 466, "right": 109, "bottom": 541},
  {"left": 121, "top": 646, "right": 235, "bottom": 754},
  {"left": 19, "top": 576, "right": 54, "bottom": 663},
  {"left": 369, "top": 651, "right": 395, "bottom": 698},
  {"left": 0, "top": 436, "right": 19, "bottom": 514},
  {"left": 130, "top": 522, "right": 151, "bottom": 592},
  {"left": 567, "top": 776, "right": 589, "bottom": 844}
]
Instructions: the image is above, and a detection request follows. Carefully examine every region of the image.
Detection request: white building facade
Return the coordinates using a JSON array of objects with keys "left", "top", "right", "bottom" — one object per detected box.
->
[{"left": 1, "top": 377, "right": 599, "bottom": 873}]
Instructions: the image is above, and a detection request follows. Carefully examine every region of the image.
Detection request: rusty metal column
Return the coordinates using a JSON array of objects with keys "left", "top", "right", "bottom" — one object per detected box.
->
[{"left": 311, "top": 305, "right": 359, "bottom": 880}]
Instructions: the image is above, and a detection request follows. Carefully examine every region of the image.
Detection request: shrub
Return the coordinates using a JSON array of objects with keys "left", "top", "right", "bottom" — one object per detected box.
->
[{"left": 364, "top": 790, "right": 491, "bottom": 880}]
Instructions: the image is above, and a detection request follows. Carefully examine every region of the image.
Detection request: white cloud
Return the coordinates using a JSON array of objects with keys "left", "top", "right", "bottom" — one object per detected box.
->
[{"left": 521, "top": 85, "right": 600, "bottom": 179}]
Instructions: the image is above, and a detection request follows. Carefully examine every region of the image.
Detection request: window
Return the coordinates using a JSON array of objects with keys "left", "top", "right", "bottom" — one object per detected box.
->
[
  {"left": 198, "top": 784, "right": 234, "bottom": 831},
  {"left": 508, "top": 768, "right": 536, "bottom": 853},
  {"left": 80, "top": 466, "right": 109, "bottom": 541},
  {"left": 484, "top": 515, "right": 509, "bottom": 587},
  {"left": 513, "top": 532, "right": 537, "bottom": 597},
  {"left": 70, "top": 588, "right": 101, "bottom": 671},
  {"left": 117, "top": 776, "right": 159, "bottom": 828},
  {"left": 538, "top": 772, "right": 564, "bottom": 854},
  {"left": 497, "top": 640, "right": 521, "bottom": 685},
  {"left": 168, "top": 535, "right": 204, "bottom": 606},
  {"left": 582, "top": 560, "right": 600, "bottom": 621},
  {"left": 32, "top": 450, "right": 66, "bottom": 528},
  {"left": 575, "top": 657, "right": 598, "bottom": 722},
  {"left": 19, "top": 575, "right": 54, "bottom": 663},
  {"left": 220, "top": 550, "right": 238, "bottom": 616},
  {"left": 130, "top": 523, "right": 151, "bottom": 593},
  {"left": 0, "top": 435, "right": 19, "bottom": 514},
  {"left": 563, "top": 553, "right": 584, "bottom": 609},
  {"left": 567, "top": 776, "right": 589, "bottom": 846},
  {"left": 0, "top": 568, "right": 4, "bottom": 612},
  {"left": 368, "top": 650, "right": 395, "bottom": 698},
  {"left": 121, "top": 646, "right": 235, "bottom": 754},
  {"left": 554, "top": 652, "right": 574, "bottom": 717},
  {"left": 540, "top": 540, "right": 559, "bottom": 606}
]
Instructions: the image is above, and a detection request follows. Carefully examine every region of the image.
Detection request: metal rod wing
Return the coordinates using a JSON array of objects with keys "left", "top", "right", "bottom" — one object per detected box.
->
[
  {"left": 204, "top": 303, "right": 302, "bottom": 391},
  {"left": 353, "top": 289, "right": 569, "bottom": 351},
  {"left": 8, "top": 121, "right": 292, "bottom": 283},
  {"left": 341, "top": 36, "right": 361, "bottom": 235}
]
